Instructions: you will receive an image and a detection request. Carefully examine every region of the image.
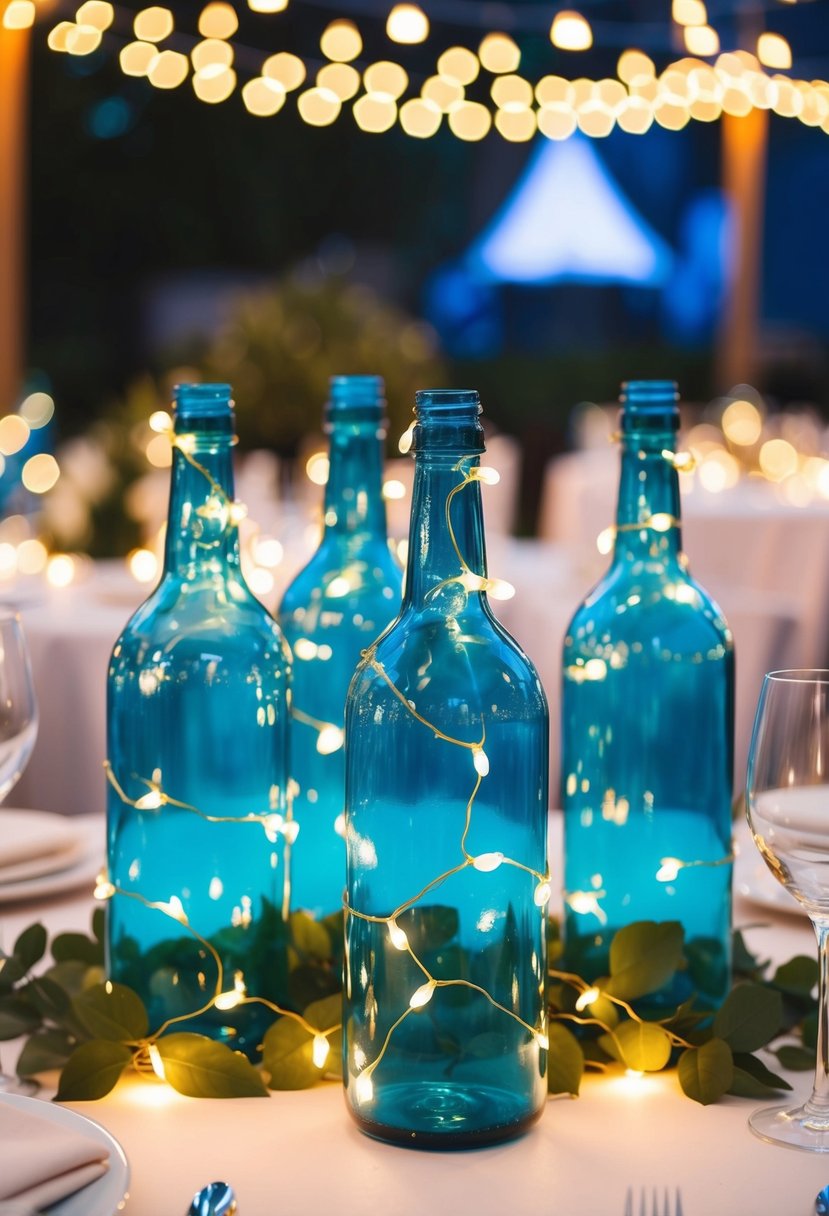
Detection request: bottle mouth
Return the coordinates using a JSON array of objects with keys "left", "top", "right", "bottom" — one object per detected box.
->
[
  {"left": 326, "top": 375, "right": 386, "bottom": 420},
  {"left": 415, "top": 389, "right": 481, "bottom": 414},
  {"left": 619, "top": 380, "right": 679, "bottom": 433},
  {"left": 173, "top": 383, "right": 233, "bottom": 418},
  {"left": 412, "top": 389, "right": 485, "bottom": 454}
]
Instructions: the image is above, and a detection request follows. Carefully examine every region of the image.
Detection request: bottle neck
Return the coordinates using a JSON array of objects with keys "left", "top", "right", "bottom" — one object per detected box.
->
[
  {"left": 403, "top": 454, "right": 488, "bottom": 612},
  {"left": 163, "top": 418, "right": 241, "bottom": 578},
  {"left": 323, "top": 419, "right": 387, "bottom": 540},
  {"left": 613, "top": 430, "right": 683, "bottom": 564}
]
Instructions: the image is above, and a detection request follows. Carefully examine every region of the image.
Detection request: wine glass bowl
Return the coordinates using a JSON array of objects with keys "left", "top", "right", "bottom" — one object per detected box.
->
[
  {"left": 746, "top": 669, "right": 829, "bottom": 1150},
  {"left": 0, "top": 611, "right": 38, "bottom": 802},
  {"left": 0, "top": 609, "right": 39, "bottom": 1095}
]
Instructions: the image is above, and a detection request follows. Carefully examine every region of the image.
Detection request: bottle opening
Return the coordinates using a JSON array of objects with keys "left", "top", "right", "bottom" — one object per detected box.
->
[
  {"left": 327, "top": 375, "right": 386, "bottom": 418},
  {"left": 619, "top": 380, "right": 679, "bottom": 433},
  {"left": 415, "top": 389, "right": 481, "bottom": 413},
  {"left": 174, "top": 383, "right": 233, "bottom": 419}
]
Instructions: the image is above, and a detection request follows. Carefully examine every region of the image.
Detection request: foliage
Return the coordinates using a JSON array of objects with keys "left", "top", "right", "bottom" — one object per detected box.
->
[
  {"left": 0, "top": 909, "right": 342, "bottom": 1101},
  {"left": 548, "top": 921, "right": 815, "bottom": 1105},
  {"left": 2, "top": 913, "right": 816, "bottom": 1104}
]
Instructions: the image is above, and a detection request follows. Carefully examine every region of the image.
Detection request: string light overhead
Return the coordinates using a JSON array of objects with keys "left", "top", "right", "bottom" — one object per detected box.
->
[{"left": 9, "top": 0, "right": 829, "bottom": 139}]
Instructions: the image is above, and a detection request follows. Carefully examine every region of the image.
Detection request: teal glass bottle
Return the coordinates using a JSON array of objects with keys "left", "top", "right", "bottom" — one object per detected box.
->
[
  {"left": 343, "top": 389, "right": 549, "bottom": 1148},
  {"left": 561, "top": 380, "right": 733, "bottom": 1007},
  {"left": 106, "top": 383, "right": 292, "bottom": 1055},
  {"left": 279, "top": 375, "right": 402, "bottom": 920}
]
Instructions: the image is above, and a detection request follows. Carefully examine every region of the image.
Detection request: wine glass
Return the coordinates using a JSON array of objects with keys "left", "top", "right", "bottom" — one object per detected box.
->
[
  {"left": 746, "top": 668, "right": 829, "bottom": 1151},
  {"left": 0, "top": 609, "right": 39, "bottom": 1093}
]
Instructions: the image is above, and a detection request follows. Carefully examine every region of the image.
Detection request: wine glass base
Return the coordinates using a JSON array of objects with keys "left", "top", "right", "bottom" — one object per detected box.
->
[
  {"left": 749, "top": 1102, "right": 829, "bottom": 1152},
  {"left": 0, "top": 1072, "right": 37, "bottom": 1097}
]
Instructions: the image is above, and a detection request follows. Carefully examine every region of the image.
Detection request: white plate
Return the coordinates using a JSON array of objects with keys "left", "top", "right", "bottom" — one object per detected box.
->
[
  {"left": 732, "top": 816, "right": 807, "bottom": 918},
  {"left": 0, "top": 810, "right": 80, "bottom": 873},
  {"left": 0, "top": 1093, "right": 129, "bottom": 1215},
  {"left": 0, "top": 818, "right": 103, "bottom": 906}
]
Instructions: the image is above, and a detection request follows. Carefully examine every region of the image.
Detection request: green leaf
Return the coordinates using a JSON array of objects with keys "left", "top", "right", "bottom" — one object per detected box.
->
[
  {"left": 17, "top": 1029, "right": 77, "bottom": 1077},
  {"left": 28, "top": 976, "right": 71, "bottom": 1021},
  {"left": 775, "top": 1044, "right": 815, "bottom": 1071},
  {"left": 677, "top": 1038, "right": 734, "bottom": 1105},
  {"left": 605, "top": 921, "right": 684, "bottom": 1001},
  {"left": 156, "top": 1033, "right": 268, "bottom": 1098},
  {"left": 72, "top": 982, "right": 149, "bottom": 1042},
  {"left": 289, "top": 913, "right": 332, "bottom": 962},
  {"left": 92, "top": 907, "right": 105, "bottom": 945},
  {"left": 732, "top": 928, "right": 767, "bottom": 978},
  {"left": 547, "top": 1023, "right": 585, "bottom": 1096},
  {"left": 52, "top": 932, "right": 103, "bottom": 966},
  {"left": 262, "top": 1017, "right": 320, "bottom": 1090},
  {"left": 728, "top": 1052, "right": 791, "bottom": 1097},
  {"left": 713, "top": 983, "right": 782, "bottom": 1052},
  {"left": 614, "top": 1019, "right": 673, "bottom": 1072},
  {"left": 13, "top": 924, "right": 47, "bottom": 972},
  {"left": 303, "top": 994, "right": 341, "bottom": 1032},
  {"left": 0, "top": 996, "right": 41, "bottom": 1040},
  {"left": 56, "top": 1039, "right": 132, "bottom": 1101},
  {"left": 0, "top": 953, "right": 25, "bottom": 991},
  {"left": 43, "top": 961, "right": 97, "bottom": 998},
  {"left": 772, "top": 956, "right": 818, "bottom": 998},
  {"left": 803, "top": 1010, "right": 818, "bottom": 1049}
]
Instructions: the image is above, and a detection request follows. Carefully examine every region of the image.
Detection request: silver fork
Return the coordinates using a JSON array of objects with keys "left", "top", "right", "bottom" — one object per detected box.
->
[{"left": 623, "top": 1188, "right": 684, "bottom": 1216}]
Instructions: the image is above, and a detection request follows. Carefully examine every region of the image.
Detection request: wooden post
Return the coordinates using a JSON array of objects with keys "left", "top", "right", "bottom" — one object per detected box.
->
[
  {"left": 0, "top": 23, "right": 30, "bottom": 412},
  {"left": 715, "top": 107, "right": 769, "bottom": 391}
]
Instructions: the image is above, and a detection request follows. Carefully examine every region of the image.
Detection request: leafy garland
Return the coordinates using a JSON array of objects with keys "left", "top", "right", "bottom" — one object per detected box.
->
[{"left": 0, "top": 912, "right": 817, "bottom": 1104}]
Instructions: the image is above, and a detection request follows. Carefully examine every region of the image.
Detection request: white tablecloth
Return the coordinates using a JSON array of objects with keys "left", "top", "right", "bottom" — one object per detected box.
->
[{"left": 2, "top": 815, "right": 826, "bottom": 1216}]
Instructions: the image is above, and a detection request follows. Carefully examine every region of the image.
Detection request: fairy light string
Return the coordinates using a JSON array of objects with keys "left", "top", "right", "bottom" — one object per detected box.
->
[{"left": 344, "top": 457, "right": 549, "bottom": 1101}]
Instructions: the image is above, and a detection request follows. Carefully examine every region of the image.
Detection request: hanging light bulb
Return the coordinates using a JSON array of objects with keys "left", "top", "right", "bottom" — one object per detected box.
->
[
  {"left": 386, "top": 4, "right": 429, "bottom": 45},
  {"left": 550, "top": 11, "right": 592, "bottom": 51}
]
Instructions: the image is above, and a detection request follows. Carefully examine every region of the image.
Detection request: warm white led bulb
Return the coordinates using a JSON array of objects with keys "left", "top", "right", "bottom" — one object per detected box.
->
[
  {"left": 312, "top": 1034, "right": 330, "bottom": 1068},
  {"left": 575, "top": 986, "right": 600, "bottom": 1012},
  {"left": 316, "top": 724, "right": 345, "bottom": 755},
  {"left": 136, "top": 788, "right": 164, "bottom": 810},
  {"left": 387, "top": 920, "right": 409, "bottom": 951},
  {"left": 534, "top": 880, "right": 552, "bottom": 907},
  {"left": 409, "top": 980, "right": 436, "bottom": 1009},
  {"left": 656, "top": 857, "right": 682, "bottom": 882},
  {"left": 472, "top": 851, "right": 504, "bottom": 873},
  {"left": 475, "top": 465, "right": 500, "bottom": 485},
  {"left": 472, "top": 747, "right": 490, "bottom": 777}
]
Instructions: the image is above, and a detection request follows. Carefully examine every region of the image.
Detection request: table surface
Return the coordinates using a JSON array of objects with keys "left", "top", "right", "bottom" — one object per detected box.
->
[{"left": 3, "top": 816, "right": 829, "bottom": 1216}]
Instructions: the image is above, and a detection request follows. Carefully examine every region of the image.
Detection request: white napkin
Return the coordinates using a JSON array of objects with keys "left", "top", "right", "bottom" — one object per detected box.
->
[
  {"left": 0, "top": 811, "right": 78, "bottom": 875},
  {"left": 0, "top": 1098, "right": 110, "bottom": 1209}
]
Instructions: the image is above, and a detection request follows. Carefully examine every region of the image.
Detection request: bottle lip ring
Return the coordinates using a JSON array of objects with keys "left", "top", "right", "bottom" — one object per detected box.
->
[
  {"left": 415, "top": 389, "right": 481, "bottom": 412},
  {"left": 326, "top": 375, "right": 386, "bottom": 418},
  {"left": 173, "top": 383, "right": 233, "bottom": 418}
]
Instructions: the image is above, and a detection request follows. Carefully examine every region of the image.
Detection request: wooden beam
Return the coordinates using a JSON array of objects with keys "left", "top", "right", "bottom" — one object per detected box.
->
[
  {"left": 0, "top": 24, "right": 30, "bottom": 412},
  {"left": 716, "top": 107, "right": 769, "bottom": 391}
]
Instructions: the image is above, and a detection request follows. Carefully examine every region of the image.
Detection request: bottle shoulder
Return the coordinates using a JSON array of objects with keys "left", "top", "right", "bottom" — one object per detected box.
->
[
  {"left": 566, "top": 560, "right": 731, "bottom": 646},
  {"left": 111, "top": 573, "right": 288, "bottom": 660},
  {"left": 351, "top": 603, "right": 548, "bottom": 713},
  {"left": 279, "top": 543, "right": 402, "bottom": 627}
]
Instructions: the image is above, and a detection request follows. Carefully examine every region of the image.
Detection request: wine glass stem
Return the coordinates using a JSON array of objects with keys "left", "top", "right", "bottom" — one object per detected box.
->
[{"left": 808, "top": 916, "right": 829, "bottom": 1116}]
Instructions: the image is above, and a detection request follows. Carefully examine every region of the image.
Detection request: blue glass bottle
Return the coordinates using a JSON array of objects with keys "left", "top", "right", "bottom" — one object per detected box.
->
[
  {"left": 106, "top": 384, "right": 292, "bottom": 1054},
  {"left": 561, "top": 380, "right": 733, "bottom": 1006},
  {"left": 279, "top": 375, "right": 402, "bottom": 920},
  {"left": 344, "top": 389, "right": 549, "bottom": 1148}
]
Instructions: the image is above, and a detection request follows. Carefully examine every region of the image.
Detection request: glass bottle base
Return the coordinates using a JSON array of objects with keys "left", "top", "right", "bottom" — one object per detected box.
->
[
  {"left": 348, "top": 1082, "right": 544, "bottom": 1150},
  {"left": 749, "top": 1101, "right": 829, "bottom": 1152}
]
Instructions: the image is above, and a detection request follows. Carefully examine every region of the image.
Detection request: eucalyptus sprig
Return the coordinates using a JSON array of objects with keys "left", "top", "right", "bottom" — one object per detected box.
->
[
  {"left": 548, "top": 919, "right": 817, "bottom": 1105},
  {"left": 0, "top": 910, "right": 343, "bottom": 1101}
]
